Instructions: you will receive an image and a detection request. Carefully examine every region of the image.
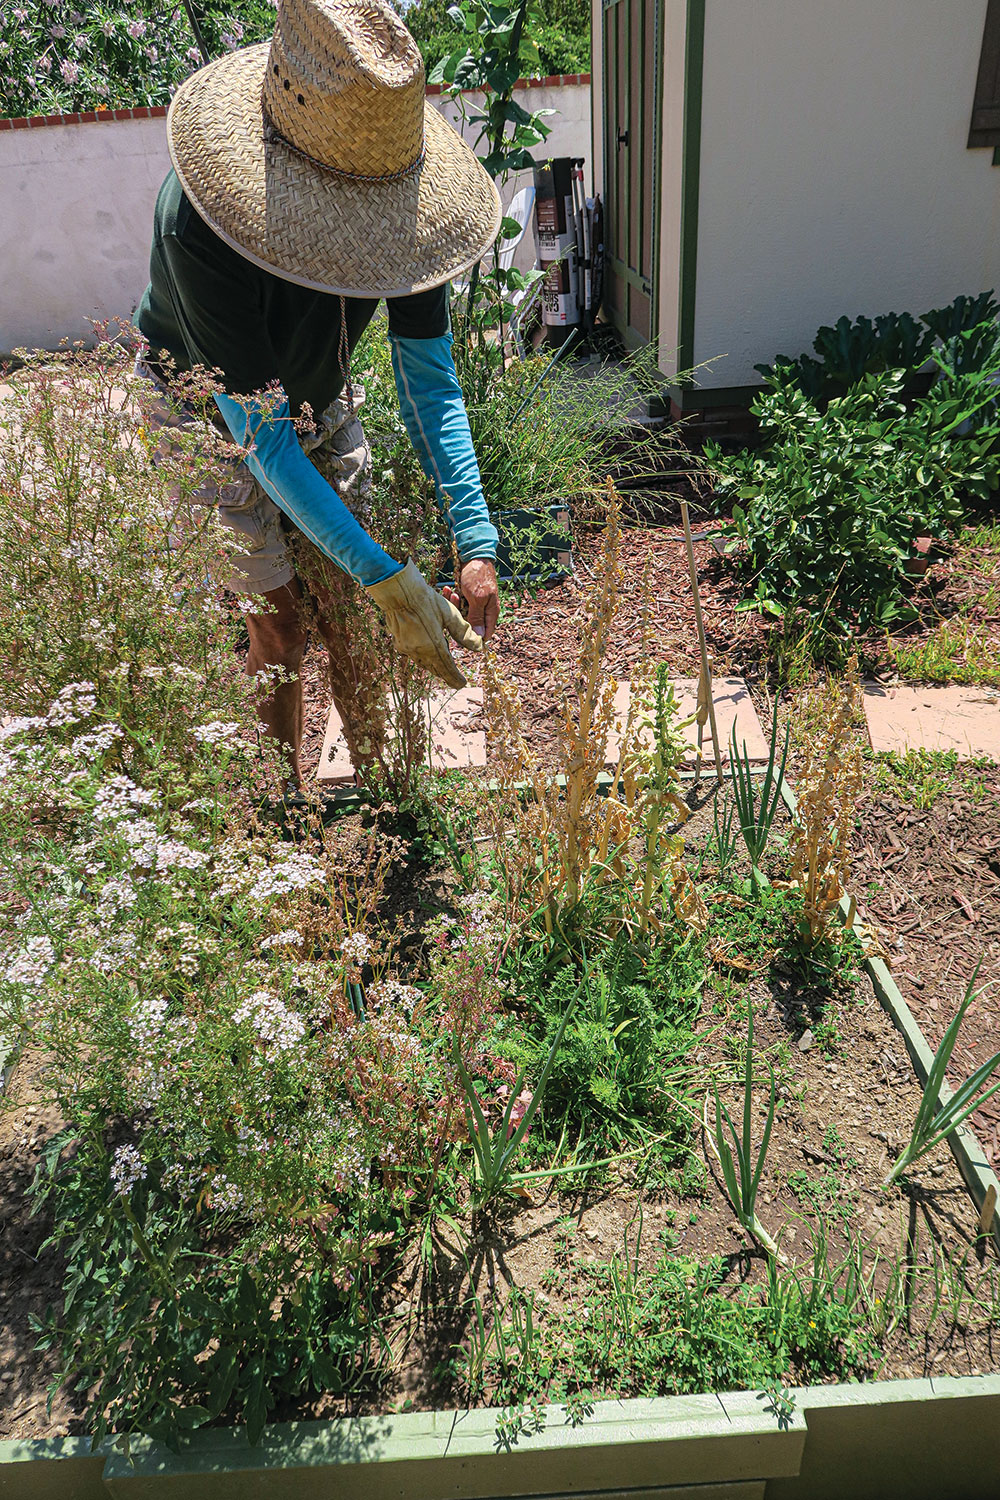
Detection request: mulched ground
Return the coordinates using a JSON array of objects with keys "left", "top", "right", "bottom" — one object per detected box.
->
[{"left": 852, "top": 764, "right": 1000, "bottom": 1168}]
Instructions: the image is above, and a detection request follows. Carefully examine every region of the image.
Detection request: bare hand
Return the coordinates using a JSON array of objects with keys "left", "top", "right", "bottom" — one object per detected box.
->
[{"left": 443, "top": 558, "right": 499, "bottom": 643}]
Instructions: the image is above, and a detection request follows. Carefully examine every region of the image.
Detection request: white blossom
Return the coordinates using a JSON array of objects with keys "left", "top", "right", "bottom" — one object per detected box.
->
[
  {"left": 110, "top": 1144, "right": 146, "bottom": 1195},
  {"left": 260, "top": 929, "right": 303, "bottom": 950},
  {"left": 3, "top": 935, "right": 55, "bottom": 988},
  {"left": 232, "top": 990, "right": 306, "bottom": 1053}
]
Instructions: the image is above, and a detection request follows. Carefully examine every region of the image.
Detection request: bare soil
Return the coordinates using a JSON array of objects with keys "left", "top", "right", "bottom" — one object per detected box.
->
[{"left": 852, "top": 762, "right": 1000, "bottom": 1166}]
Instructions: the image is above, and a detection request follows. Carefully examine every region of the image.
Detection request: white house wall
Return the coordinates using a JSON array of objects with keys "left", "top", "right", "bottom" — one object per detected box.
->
[{"left": 693, "top": 0, "right": 1000, "bottom": 390}]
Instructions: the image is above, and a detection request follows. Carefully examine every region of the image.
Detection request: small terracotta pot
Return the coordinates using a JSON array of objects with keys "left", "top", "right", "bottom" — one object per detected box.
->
[{"left": 904, "top": 535, "right": 934, "bottom": 579}]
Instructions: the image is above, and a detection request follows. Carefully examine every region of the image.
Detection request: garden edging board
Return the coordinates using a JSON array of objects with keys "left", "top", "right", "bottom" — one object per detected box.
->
[{"left": 0, "top": 1378, "right": 998, "bottom": 1498}]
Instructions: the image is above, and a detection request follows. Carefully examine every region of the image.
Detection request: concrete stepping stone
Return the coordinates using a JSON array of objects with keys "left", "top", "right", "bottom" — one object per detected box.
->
[
  {"left": 863, "top": 682, "right": 1000, "bottom": 759},
  {"left": 607, "top": 676, "right": 769, "bottom": 766},
  {"left": 317, "top": 685, "right": 485, "bottom": 785}
]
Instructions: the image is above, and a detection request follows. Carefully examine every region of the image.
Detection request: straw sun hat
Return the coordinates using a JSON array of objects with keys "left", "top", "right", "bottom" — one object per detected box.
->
[{"left": 166, "top": 0, "right": 503, "bottom": 297}]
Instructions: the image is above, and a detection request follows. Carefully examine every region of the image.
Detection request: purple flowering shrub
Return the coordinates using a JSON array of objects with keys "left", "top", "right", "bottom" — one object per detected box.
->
[{"left": 0, "top": 2, "right": 278, "bottom": 118}]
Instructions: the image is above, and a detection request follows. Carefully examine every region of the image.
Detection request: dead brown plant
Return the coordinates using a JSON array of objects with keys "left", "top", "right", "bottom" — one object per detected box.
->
[
  {"left": 787, "top": 657, "right": 866, "bottom": 944},
  {"left": 481, "top": 480, "right": 704, "bottom": 943}
]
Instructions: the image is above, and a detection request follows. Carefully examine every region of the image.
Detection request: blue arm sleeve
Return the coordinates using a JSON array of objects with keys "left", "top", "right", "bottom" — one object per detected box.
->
[
  {"left": 390, "top": 332, "right": 499, "bottom": 563},
  {"left": 213, "top": 392, "right": 401, "bottom": 588}
]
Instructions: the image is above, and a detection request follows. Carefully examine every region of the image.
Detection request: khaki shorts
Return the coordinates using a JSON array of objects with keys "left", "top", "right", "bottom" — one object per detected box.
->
[{"left": 135, "top": 361, "right": 372, "bottom": 597}]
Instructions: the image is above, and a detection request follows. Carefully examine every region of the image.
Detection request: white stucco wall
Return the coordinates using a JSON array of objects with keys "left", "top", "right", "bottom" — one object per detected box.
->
[
  {"left": 0, "top": 115, "right": 171, "bottom": 354},
  {"left": 0, "top": 83, "right": 591, "bottom": 355},
  {"left": 691, "top": 0, "right": 1000, "bottom": 390}
]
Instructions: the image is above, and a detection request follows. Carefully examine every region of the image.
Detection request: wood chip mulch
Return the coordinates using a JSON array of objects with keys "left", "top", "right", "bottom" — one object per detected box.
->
[{"left": 851, "top": 767, "right": 1000, "bottom": 1166}]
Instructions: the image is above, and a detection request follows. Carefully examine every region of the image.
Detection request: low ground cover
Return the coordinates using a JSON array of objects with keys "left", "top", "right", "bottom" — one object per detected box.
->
[{"left": 1, "top": 341, "right": 998, "bottom": 1453}]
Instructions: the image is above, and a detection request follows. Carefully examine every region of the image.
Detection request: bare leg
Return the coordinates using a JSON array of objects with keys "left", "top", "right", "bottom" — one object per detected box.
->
[
  {"left": 310, "top": 570, "right": 387, "bottom": 781},
  {"left": 244, "top": 580, "right": 309, "bottom": 785}
]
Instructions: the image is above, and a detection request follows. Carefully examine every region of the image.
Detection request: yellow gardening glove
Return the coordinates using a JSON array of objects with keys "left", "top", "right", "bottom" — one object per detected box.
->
[{"left": 365, "top": 560, "right": 483, "bottom": 689}]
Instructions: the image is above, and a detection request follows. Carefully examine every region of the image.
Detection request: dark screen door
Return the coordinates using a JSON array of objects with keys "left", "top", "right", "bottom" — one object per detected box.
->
[{"left": 602, "top": 0, "right": 662, "bottom": 347}]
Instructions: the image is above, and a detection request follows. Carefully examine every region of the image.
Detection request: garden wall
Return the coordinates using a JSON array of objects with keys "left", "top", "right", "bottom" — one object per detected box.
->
[{"left": 0, "top": 79, "right": 591, "bottom": 358}]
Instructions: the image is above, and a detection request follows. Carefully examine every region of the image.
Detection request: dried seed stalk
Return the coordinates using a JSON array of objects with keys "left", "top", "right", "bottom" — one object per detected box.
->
[
  {"left": 788, "top": 660, "right": 865, "bottom": 944},
  {"left": 483, "top": 481, "right": 702, "bottom": 940}
]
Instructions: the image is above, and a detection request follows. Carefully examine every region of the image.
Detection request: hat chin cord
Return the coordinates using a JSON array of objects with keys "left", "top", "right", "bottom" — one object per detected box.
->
[{"left": 260, "top": 104, "right": 426, "bottom": 185}]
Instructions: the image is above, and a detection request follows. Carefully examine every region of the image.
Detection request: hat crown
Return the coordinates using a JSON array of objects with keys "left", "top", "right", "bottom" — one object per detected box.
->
[{"left": 263, "top": 0, "right": 426, "bottom": 177}]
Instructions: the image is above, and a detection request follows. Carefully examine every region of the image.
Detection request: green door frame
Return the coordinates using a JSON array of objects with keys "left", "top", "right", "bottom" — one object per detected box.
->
[{"left": 602, "top": 0, "right": 665, "bottom": 350}]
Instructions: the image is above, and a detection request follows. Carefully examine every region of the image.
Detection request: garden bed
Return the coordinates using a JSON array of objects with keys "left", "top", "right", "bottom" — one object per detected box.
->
[
  {"left": 2, "top": 784, "right": 998, "bottom": 1448},
  {"left": 3, "top": 328, "right": 1000, "bottom": 1465}
]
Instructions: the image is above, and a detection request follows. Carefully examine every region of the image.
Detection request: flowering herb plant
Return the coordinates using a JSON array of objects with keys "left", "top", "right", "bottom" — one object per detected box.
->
[{"left": 0, "top": 2, "right": 277, "bottom": 119}]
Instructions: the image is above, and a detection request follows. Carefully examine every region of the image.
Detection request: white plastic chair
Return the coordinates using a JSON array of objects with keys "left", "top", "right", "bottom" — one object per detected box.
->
[{"left": 452, "top": 183, "right": 536, "bottom": 300}]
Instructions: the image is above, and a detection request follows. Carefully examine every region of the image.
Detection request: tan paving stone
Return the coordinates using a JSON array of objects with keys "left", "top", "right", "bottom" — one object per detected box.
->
[
  {"left": 317, "top": 685, "right": 485, "bottom": 784},
  {"left": 863, "top": 682, "right": 1000, "bottom": 759},
  {"left": 607, "top": 676, "right": 770, "bottom": 766}
]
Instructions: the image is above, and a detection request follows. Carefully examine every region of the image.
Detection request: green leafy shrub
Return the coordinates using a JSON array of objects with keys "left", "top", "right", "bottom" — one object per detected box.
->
[
  {"left": 0, "top": 3, "right": 279, "bottom": 119},
  {"left": 710, "top": 370, "right": 1000, "bottom": 631},
  {"left": 756, "top": 292, "right": 1000, "bottom": 403},
  {"left": 403, "top": 0, "right": 590, "bottom": 76}
]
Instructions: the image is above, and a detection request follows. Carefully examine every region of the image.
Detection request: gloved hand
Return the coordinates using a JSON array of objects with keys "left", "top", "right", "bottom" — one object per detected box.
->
[{"left": 365, "top": 560, "right": 483, "bottom": 689}]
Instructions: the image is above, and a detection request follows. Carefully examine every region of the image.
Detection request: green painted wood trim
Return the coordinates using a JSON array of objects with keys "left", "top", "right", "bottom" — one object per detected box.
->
[
  {"left": 4, "top": 1380, "right": 1000, "bottom": 1497},
  {"left": 101, "top": 1392, "right": 806, "bottom": 1496},
  {"left": 765, "top": 1376, "right": 1000, "bottom": 1500},
  {"left": 677, "top": 0, "right": 706, "bottom": 378},
  {"left": 0, "top": 1436, "right": 110, "bottom": 1499},
  {"left": 776, "top": 776, "right": 1000, "bottom": 1252}
]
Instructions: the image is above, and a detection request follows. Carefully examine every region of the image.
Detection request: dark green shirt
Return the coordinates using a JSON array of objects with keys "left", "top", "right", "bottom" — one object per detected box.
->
[{"left": 134, "top": 170, "right": 449, "bottom": 416}]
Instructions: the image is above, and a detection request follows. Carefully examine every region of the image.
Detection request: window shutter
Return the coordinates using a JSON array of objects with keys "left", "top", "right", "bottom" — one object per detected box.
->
[{"left": 969, "top": 0, "right": 1000, "bottom": 147}]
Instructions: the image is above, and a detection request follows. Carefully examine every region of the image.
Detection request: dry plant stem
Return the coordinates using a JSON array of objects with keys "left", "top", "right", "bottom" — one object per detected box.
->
[
  {"left": 679, "top": 498, "right": 723, "bottom": 786},
  {"left": 788, "top": 658, "right": 865, "bottom": 944}
]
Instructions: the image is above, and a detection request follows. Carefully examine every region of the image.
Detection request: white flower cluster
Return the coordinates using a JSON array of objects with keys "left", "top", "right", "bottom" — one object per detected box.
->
[
  {"left": 192, "top": 721, "right": 239, "bottom": 745},
  {"left": 340, "top": 932, "right": 372, "bottom": 967},
  {"left": 0, "top": 715, "right": 46, "bottom": 744},
  {"left": 95, "top": 875, "right": 140, "bottom": 920},
  {"left": 93, "top": 775, "right": 157, "bottom": 823},
  {"left": 260, "top": 929, "right": 303, "bottom": 950},
  {"left": 3, "top": 935, "right": 55, "bottom": 988},
  {"left": 110, "top": 1143, "right": 146, "bottom": 1195},
  {"left": 457, "top": 891, "right": 503, "bottom": 942},
  {"left": 152, "top": 838, "right": 210, "bottom": 874},
  {"left": 89, "top": 929, "right": 139, "bottom": 976},
  {"left": 209, "top": 1174, "right": 246, "bottom": 1215},
  {"left": 246, "top": 851, "right": 324, "bottom": 905},
  {"left": 215, "top": 844, "right": 324, "bottom": 904},
  {"left": 129, "top": 995, "right": 170, "bottom": 1050},
  {"left": 46, "top": 681, "right": 97, "bottom": 727},
  {"left": 369, "top": 977, "right": 421, "bottom": 1017},
  {"left": 70, "top": 724, "right": 122, "bottom": 761},
  {"left": 232, "top": 990, "right": 306, "bottom": 1053}
]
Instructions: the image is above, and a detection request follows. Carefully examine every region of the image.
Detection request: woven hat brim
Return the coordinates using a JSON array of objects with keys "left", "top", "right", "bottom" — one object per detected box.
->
[{"left": 167, "top": 44, "right": 503, "bottom": 298}]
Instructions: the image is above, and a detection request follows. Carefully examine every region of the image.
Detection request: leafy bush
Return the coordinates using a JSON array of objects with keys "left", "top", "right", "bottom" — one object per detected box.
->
[
  {"left": 403, "top": 0, "right": 590, "bottom": 76},
  {"left": 0, "top": 3, "right": 278, "bottom": 118},
  {"left": 756, "top": 292, "right": 1000, "bottom": 403},
  {"left": 710, "top": 369, "right": 1000, "bottom": 631}
]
